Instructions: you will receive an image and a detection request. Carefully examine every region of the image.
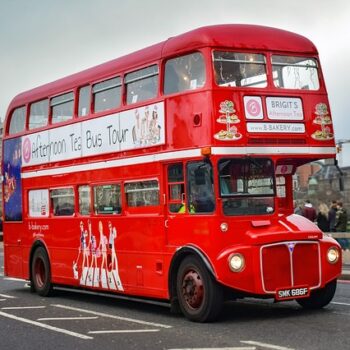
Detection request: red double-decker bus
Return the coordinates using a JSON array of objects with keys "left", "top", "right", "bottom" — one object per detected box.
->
[{"left": 2, "top": 24, "right": 341, "bottom": 322}]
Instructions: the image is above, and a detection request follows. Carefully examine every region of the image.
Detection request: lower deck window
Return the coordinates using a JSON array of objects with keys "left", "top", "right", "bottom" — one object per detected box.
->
[
  {"left": 125, "top": 180, "right": 159, "bottom": 207},
  {"left": 93, "top": 184, "right": 121, "bottom": 214},
  {"left": 51, "top": 188, "right": 74, "bottom": 216}
]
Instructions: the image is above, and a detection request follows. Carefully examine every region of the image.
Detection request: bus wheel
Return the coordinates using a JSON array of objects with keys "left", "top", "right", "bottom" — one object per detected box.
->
[
  {"left": 31, "top": 247, "right": 53, "bottom": 297},
  {"left": 176, "top": 255, "right": 223, "bottom": 322},
  {"left": 296, "top": 279, "right": 337, "bottom": 309}
]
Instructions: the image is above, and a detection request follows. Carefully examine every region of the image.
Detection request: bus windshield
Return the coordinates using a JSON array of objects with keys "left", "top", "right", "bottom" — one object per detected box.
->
[
  {"left": 272, "top": 55, "right": 320, "bottom": 90},
  {"left": 219, "top": 158, "right": 275, "bottom": 216},
  {"left": 213, "top": 51, "right": 267, "bottom": 88}
]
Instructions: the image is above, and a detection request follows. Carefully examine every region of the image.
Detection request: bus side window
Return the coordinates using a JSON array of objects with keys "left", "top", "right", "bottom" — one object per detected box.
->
[
  {"left": 125, "top": 180, "right": 159, "bottom": 207},
  {"left": 78, "top": 86, "right": 91, "bottom": 117},
  {"left": 125, "top": 65, "right": 159, "bottom": 104},
  {"left": 167, "top": 163, "right": 185, "bottom": 213},
  {"left": 50, "top": 188, "right": 74, "bottom": 216},
  {"left": 93, "top": 77, "right": 121, "bottom": 113},
  {"left": 51, "top": 92, "right": 74, "bottom": 124},
  {"left": 8, "top": 106, "right": 26, "bottom": 135},
  {"left": 164, "top": 52, "right": 205, "bottom": 95},
  {"left": 79, "top": 185, "right": 91, "bottom": 215},
  {"left": 93, "top": 184, "right": 121, "bottom": 214},
  {"left": 29, "top": 99, "right": 49, "bottom": 130}
]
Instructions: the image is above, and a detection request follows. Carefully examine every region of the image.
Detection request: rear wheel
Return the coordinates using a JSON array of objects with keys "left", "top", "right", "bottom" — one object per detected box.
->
[
  {"left": 296, "top": 279, "right": 337, "bottom": 309},
  {"left": 31, "top": 247, "right": 53, "bottom": 297},
  {"left": 176, "top": 255, "right": 223, "bottom": 322}
]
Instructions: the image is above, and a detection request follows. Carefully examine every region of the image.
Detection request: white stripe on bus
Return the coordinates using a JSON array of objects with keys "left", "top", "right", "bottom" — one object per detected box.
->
[{"left": 21, "top": 146, "right": 335, "bottom": 179}]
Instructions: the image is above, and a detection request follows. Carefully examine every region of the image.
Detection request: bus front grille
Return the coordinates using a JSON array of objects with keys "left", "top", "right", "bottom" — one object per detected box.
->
[{"left": 260, "top": 241, "right": 321, "bottom": 293}]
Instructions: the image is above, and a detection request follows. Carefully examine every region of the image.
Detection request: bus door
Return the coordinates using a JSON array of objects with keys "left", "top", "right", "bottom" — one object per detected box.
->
[{"left": 164, "top": 161, "right": 215, "bottom": 246}]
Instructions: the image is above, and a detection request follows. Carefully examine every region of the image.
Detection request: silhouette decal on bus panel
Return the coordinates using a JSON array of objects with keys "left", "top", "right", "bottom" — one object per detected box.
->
[{"left": 73, "top": 220, "right": 123, "bottom": 291}]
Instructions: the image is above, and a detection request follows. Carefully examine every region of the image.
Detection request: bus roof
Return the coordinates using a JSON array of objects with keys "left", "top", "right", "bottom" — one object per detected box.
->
[{"left": 6, "top": 24, "right": 317, "bottom": 114}]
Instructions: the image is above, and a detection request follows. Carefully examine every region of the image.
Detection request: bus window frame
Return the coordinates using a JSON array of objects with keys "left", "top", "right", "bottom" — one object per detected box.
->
[
  {"left": 125, "top": 64, "right": 159, "bottom": 105},
  {"left": 8, "top": 106, "right": 27, "bottom": 136},
  {"left": 92, "top": 76, "right": 122, "bottom": 114},
  {"left": 271, "top": 54, "right": 321, "bottom": 91},
  {"left": 92, "top": 182, "right": 122, "bottom": 216},
  {"left": 50, "top": 186, "right": 75, "bottom": 217},
  {"left": 163, "top": 50, "right": 207, "bottom": 96},
  {"left": 212, "top": 50, "right": 268, "bottom": 89},
  {"left": 124, "top": 178, "right": 161, "bottom": 215},
  {"left": 28, "top": 98, "right": 50, "bottom": 131},
  {"left": 50, "top": 91, "right": 75, "bottom": 125}
]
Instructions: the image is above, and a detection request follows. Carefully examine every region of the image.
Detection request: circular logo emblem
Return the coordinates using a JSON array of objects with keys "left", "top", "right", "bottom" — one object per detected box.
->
[
  {"left": 246, "top": 99, "right": 261, "bottom": 117},
  {"left": 22, "top": 137, "right": 31, "bottom": 163}
]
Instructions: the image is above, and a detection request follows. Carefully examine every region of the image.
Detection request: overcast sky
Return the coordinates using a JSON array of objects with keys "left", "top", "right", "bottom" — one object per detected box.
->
[{"left": 1, "top": 0, "right": 349, "bottom": 163}]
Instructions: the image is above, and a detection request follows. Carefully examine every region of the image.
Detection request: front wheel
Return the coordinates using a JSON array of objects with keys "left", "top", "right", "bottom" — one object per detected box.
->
[
  {"left": 31, "top": 247, "right": 53, "bottom": 297},
  {"left": 296, "top": 279, "right": 337, "bottom": 309},
  {"left": 176, "top": 255, "right": 223, "bottom": 322}
]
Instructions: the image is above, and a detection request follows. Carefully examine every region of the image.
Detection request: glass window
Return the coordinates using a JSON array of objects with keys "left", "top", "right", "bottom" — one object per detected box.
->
[
  {"left": 213, "top": 52, "right": 267, "bottom": 88},
  {"left": 93, "top": 184, "right": 121, "bottom": 214},
  {"left": 125, "top": 180, "right": 159, "bottom": 207},
  {"left": 9, "top": 106, "right": 26, "bottom": 134},
  {"left": 187, "top": 161, "right": 215, "bottom": 213},
  {"left": 126, "top": 65, "right": 158, "bottom": 104},
  {"left": 272, "top": 55, "right": 320, "bottom": 90},
  {"left": 78, "top": 86, "right": 90, "bottom": 117},
  {"left": 79, "top": 185, "right": 91, "bottom": 215},
  {"left": 93, "top": 77, "right": 121, "bottom": 113},
  {"left": 51, "top": 188, "right": 74, "bottom": 216},
  {"left": 164, "top": 52, "right": 205, "bottom": 95},
  {"left": 51, "top": 92, "right": 74, "bottom": 124},
  {"left": 168, "top": 163, "right": 185, "bottom": 213},
  {"left": 29, "top": 99, "right": 49, "bottom": 129},
  {"left": 218, "top": 158, "right": 275, "bottom": 216},
  {"left": 28, "top": 189, "right": 49, "bottom": 217}
]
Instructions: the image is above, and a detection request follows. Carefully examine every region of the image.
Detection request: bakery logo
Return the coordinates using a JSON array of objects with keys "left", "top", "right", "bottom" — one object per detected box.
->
[{"left": 22, "top": 137, "right": 31, "bottom": 163}]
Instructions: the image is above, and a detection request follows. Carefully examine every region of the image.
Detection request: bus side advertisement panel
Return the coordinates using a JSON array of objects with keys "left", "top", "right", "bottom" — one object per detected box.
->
[{"left": 3, "top": 137, "right": 22, "bottom": 221}]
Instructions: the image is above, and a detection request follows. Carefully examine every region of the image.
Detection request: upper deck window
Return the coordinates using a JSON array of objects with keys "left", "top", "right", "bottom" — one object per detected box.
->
[
  {"left": 78, "top": 86, "right": 91, "bottom": 117},
  {"left": 213, "top": 52, "right": 267, "bottom": 88},
  {"left": 9, "top": 106, "right": 26, "bottom": 135},
  {"left": 29, "top": 99, "right": 49, "bottom": 130},
  {"left": 93, "top": 77, "right": 121, "bottom": 113},
  {"left": 164, "top": 52, "right": 205, "bottom": 94},
  {"left": 51, "top": 92, "right": 74, "bottom": 124},
  {"left": 125, "top": 65, "right": 158, "bottom": 104},
  {"left": 272, "top": 55, "right": 320, "bottom": 90}
]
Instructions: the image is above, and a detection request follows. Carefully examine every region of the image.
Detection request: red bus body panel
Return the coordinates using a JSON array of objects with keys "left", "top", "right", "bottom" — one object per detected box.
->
[{"left": 2, "top": 24, "right": 341, "bottom": 303}]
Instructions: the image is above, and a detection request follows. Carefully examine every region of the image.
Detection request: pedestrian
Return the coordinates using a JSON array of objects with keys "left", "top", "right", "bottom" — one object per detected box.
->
[
  {"left": 335, "top": 201, "right": 348, "bottom": 232},
  {"left": 329, "top": 200, "right": 338, "bottom": 232},
  {"left": 316, "top": 203, "right": 330, "bottom": 232},
  {"left": 302, "top": 200, "right": 317, "bottom": 222},
  {"left": 335, "top": 201, "right": 348, "bottom": 250},
  {"left": 293, "top": 200, "right": 303, "bottom": 215}
]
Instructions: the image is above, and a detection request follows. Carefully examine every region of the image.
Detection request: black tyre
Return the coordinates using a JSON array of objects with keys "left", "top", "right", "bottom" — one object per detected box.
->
[
  {"left": 296, "top": 279, "right": 337, "bottom": 309},
  {"left": 176, "top": 255, "right": 223, "bottom": 322},
  {"left": 31, "top": 247, "right": 53, "bottom": 297}
]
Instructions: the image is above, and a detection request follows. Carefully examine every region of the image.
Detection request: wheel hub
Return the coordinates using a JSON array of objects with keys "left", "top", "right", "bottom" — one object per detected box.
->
[{"left": 182, "top": 270, "right": 204, "bottom": 309}]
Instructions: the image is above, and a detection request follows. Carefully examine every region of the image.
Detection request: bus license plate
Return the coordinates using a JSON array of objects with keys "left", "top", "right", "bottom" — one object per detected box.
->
[{"left": 276, "top": 286, "right": 309, "bottom": 301}]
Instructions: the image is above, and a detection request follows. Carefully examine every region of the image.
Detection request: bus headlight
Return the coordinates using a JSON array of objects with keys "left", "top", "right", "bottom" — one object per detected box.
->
[
  {"left": 228, "top": 253, "right": 245, "bottom": 272},
  {"left": 327, "top": 247, "right": 340, "bottom": 264},
  {"left": 220, "top": 222, "right": 228, "bottom": 232}
]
